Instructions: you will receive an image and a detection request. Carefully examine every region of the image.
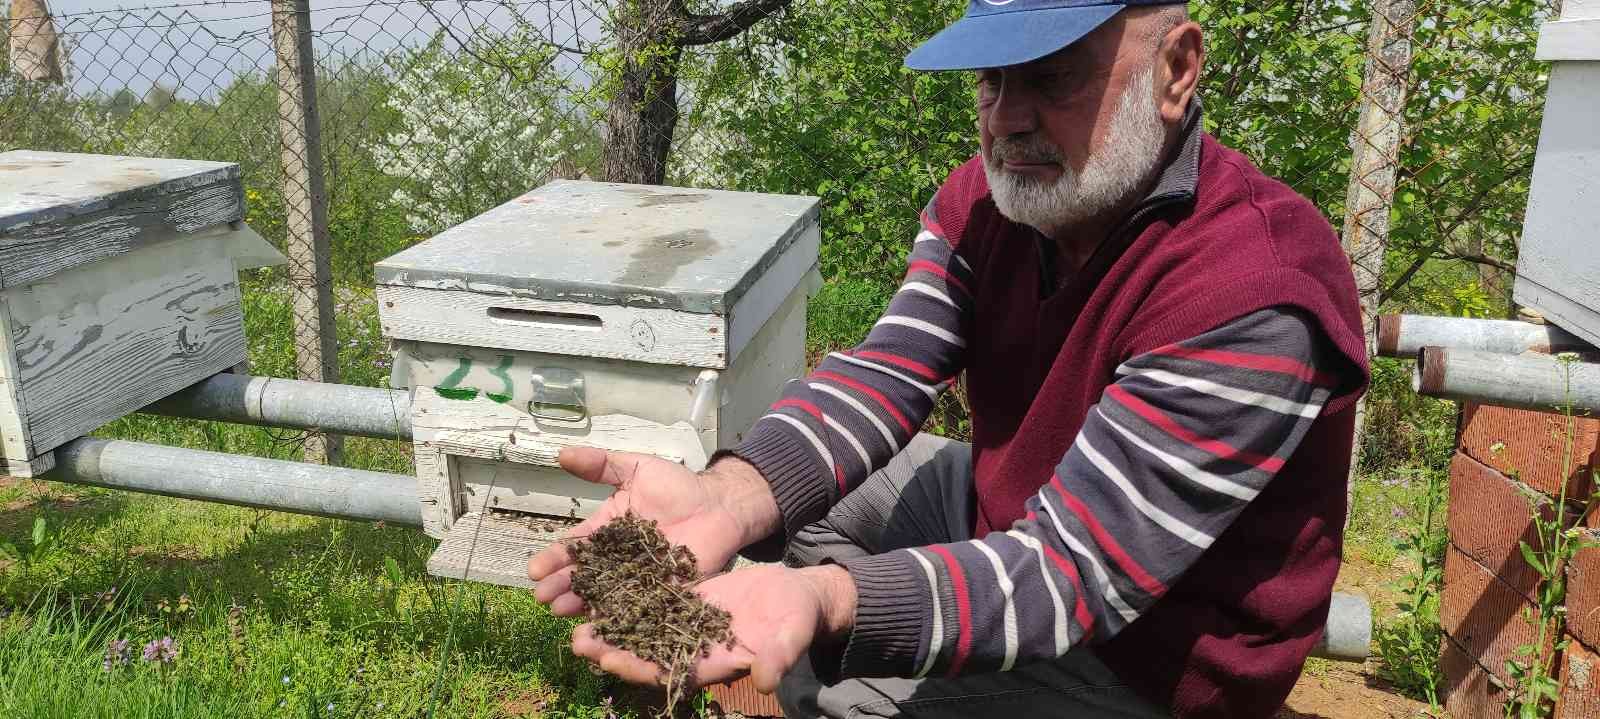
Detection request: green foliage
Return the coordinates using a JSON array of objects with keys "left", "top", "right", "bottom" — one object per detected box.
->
[
  {"left": 1503, "top": 354, "right": 1600, "bottom": 719},
  {"left": 0, "top": 13, "right": 82, "bottom": 151},
  {"left": 0, "top": 517, "right": 57, "bottom": 572},
  {"left": 683, "top": 0, "right": 974, "bottom": 290},
  {"left": 1385, "top": 0, "right": 1554, "bottom": 311},
  {"left": 1373, "top": 463, "right": 1448, "bottom": 708},
  {"left": 1196, "top": 0, "right": 1367, "bottom": 217}
]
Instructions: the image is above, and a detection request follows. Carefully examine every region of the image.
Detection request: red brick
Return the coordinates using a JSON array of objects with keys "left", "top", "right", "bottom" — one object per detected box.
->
[
  {"left": 1442, "top": 547, "right": 1543, "bottom": 683},
  {"left": 1444, "top": 633, "right": 1512, "bottom": 719},
  {"left": 1569, "top": 543, "right": 1600, "bottom": 651},
  {"left": 1459, "top": 402, "right": 1600, "bottom": 499},
  {"left": 1558, "top": 637, "right": 1600, "bottom": 719},
  {"left": 1449, "top": 452, "right": 1558, "bottom": 600},
  {"left": 709, "top": 677, "right": 784, "bottom": 717}
]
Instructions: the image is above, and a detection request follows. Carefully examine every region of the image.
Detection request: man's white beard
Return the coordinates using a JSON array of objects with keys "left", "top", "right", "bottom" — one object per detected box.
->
[{"left": 984, "top": 67, "right": 1167, "bottom": 234}]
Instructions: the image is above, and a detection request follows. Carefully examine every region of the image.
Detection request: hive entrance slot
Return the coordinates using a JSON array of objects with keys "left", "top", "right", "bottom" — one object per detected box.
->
[{"left": 486, "top": 306, "right": 603, "bottom": 330}]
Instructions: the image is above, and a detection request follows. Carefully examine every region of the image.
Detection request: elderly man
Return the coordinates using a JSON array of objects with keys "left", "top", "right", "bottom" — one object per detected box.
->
[{"left": 530, "top": 0, "right": 1369, "bottom": 716}]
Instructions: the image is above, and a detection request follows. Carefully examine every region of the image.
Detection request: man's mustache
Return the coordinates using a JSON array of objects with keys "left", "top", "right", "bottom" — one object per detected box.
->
[{"left": 987, "top": 135, "right": 1066, "bottom": 166}]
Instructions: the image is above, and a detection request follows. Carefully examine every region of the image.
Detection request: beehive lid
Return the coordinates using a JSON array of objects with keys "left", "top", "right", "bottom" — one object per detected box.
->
[
  {"left": 0, "top": 150, "right": 244, "bottom": 288},
  {"left": 375, "top": 180, "right": 820, "bottom": 315}
]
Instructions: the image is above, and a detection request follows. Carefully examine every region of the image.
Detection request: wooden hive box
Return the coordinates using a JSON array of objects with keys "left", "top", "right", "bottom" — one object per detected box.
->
[
  {"left": 0, "top": 150, "right": 284, "bottom": 477},
  {"left": 375, "top": 180, "right": 820, "bottom": 586},
  {"left": 1513, "top": 0, "right": 1600, "bottom": 345}
]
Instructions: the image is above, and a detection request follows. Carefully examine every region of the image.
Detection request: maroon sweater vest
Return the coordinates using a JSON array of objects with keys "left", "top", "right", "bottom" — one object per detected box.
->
[{"left": 935, "top": 135, "right": 1370, "bottom": 717}]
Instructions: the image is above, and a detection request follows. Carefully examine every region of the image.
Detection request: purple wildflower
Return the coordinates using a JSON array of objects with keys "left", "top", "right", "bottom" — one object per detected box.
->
[
  {"left": 102, "top": 639, "right": 131, "bottom": 671},
  {"left": 1391, "top": 507, "right": 1409, "bottom": 519},
  {"left": 142, "top": 636, "right": 178, "bottom": 664}
]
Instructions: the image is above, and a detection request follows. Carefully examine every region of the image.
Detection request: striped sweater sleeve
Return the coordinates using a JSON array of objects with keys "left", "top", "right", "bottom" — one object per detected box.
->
[
  {"left": 834, "top": 308, "right": 1348, "bottom": 678},
  {"left": 723, "top": 202, "right": 975, "bottom": 544}
]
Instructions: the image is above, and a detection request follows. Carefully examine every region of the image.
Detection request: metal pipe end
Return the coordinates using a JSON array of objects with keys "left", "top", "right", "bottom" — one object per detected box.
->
[
  {"left": 1415, "top": 346, "right": 1447, "bottom": 395},
  {"left": 1376, "top": 315, "right": 1403, "bottom": 357}
]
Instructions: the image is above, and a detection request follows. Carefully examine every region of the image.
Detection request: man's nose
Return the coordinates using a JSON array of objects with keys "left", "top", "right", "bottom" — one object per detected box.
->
[{"left": 984, "top": 82, "right": 1038, "bottom": 138}]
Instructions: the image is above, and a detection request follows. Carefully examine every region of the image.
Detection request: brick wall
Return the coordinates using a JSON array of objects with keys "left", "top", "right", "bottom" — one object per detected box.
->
[{"left": 1443, "top": 402, "right": 1600, "bottom": 717}]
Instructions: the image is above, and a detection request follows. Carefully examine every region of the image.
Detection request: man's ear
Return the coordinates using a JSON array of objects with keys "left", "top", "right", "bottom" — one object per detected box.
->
[{"left": 1157, "top": 21, "right": 1204, "bottom": 125}]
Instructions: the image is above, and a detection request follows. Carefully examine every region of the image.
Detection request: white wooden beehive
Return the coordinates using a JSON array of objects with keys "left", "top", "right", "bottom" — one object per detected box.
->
[
  {"left": 1513, "top": 0, "right": 1600, "bottom": 345},
  {"left": 0, "top": 150, "right": 284, "bottom": 478},
  {"left": 375, "top": 180, "right": 820, "bottom": 587}
]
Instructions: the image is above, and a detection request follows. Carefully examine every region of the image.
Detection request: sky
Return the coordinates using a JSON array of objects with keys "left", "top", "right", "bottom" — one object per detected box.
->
[{"left": 37, "top": 1, "right": 601, "bottom": 100}]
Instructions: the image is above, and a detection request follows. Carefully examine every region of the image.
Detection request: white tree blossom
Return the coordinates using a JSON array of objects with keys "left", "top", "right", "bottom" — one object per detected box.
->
[{"left": 369, "top": 34, "right": 580, "bottom": 234}]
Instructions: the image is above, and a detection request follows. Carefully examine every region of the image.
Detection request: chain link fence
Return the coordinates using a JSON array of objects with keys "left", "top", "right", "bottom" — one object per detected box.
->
[{"left": 0, "top": 0, "right": 1560, "bottom": 454}]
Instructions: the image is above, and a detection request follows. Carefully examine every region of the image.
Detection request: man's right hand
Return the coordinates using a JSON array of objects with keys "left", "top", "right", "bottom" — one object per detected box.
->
[{"left": 526, "top": 447, "right": 782, "bottom": 617}]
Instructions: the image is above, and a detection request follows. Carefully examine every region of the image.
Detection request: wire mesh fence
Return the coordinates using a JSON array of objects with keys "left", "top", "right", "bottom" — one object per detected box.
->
[{"left": 0, "top": 0, "right": 1560, "bottom": 452}]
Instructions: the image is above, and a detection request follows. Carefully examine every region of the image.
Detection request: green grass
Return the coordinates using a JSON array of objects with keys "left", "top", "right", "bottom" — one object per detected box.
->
[
  {"left": 0, "top": 481, "right": 624, "bottom": 718},
  {"left": 0, "top": 282, "right": 635, "bottom": 717},
  {"left": 0, "top": 276, "right": 1465, "bottom": 715}
]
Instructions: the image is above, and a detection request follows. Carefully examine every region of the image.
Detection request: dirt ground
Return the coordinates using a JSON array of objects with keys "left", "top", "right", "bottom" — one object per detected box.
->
[{"left": 1276, "top": 556, "right": 1433, "bottom": 719}]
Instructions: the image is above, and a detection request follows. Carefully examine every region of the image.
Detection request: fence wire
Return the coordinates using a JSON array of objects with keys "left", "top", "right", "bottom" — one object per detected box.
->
[{"left": 0, "top": 0, "right": 1561, "bottom": 449}]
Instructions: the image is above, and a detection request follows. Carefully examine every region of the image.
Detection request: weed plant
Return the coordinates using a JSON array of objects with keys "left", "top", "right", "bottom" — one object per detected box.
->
[{"left": 1503, "top": 354, "right": 1600, "bottom": 718}]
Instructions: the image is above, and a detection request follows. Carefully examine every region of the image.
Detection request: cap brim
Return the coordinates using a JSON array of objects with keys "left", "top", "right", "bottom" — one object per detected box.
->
[{"left": 904, "top": 4, "right": 1124, "bottom": 71}]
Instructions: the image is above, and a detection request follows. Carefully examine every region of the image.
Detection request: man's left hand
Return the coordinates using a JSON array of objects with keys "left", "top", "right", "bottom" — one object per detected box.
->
[{"left": 572, "top": 563, "right": 857, "bottom": 694}]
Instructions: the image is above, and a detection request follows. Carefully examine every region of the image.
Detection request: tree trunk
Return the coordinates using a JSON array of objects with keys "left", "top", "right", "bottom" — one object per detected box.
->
[
  {"left": 1340, "top": 0, "right": 1416, "bottom": 492},
  {"left": 599, "top": 0, "right": 792, "bottom": 185},
  {"left": 8, "top": 0, "right": 64, "bottom": 83},
  {"left": 602, "top": 1, "right": 684, "bottom": 186}
]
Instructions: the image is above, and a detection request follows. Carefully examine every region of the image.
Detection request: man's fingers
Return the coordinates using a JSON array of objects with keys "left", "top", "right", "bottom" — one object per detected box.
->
[
  {"left": 572, "top": 624, "right": 662, "bottom": 685},
  {"left": 531, "top": 566, "right": 573, "bottom": 603},
  {"left": 548, "top": 590, "right": 587, "bottom": 617},
  {"left": 527, "top": 543, "right": 571, "bottom": 582},
  {"left": 557, "top": 446, "right": 641, "bottom": 488},
  {"left": 529, "top": 502, "right": 620, "bottom": 582},
  {"left": 599, "top": 650, "right": 663, "bottom": 685}
]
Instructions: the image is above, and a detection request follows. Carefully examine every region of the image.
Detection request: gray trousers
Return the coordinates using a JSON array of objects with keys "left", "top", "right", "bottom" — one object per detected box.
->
[{"left": 776, "top": 435, "right": 1169, "bottom": 719}]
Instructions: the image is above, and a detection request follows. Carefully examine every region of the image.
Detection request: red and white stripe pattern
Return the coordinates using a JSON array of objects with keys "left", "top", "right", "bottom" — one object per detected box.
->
[
  {"left": 730, "top": 203, "right": 1345, "bottom": 679},
  {"left": 873, "top": 309, "right": 1340, "bottom": 677},
  {"left": 736, "top": 203, "right": 973, "bottom": 527}
]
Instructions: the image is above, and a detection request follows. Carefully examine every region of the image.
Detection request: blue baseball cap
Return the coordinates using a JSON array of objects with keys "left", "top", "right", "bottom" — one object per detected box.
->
[{"left": 905, "top": 0, "right": 1186, "bottom": 71}]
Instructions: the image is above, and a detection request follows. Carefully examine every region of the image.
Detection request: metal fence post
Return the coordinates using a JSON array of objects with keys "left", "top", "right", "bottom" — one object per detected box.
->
[
  {"left": 1341, "top": 0, "right": 1417, "bottom": 489},
  {"left": 270, "top": 0, "right": 341, "bottom": 464}
]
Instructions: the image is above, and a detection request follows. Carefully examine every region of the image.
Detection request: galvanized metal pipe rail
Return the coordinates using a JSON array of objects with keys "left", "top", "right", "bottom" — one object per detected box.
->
[
  {"left": 48, "top": 437, "right": 422, "bottom": 527},
  {"left": 1377, "top": 314, "right": 1593, "bottom": 358},
  {"left": 140, "top": 373, "right": 413, "bottom": 440},
  {"left": 1415, "top": 347, "right": 1600, "bottom": 415},
  {"left": 1315, "top": 593, "right": 1371, "bottom": 662},
  {"left": 109, "top": 374, "right": 1382, "bottom": 659}
]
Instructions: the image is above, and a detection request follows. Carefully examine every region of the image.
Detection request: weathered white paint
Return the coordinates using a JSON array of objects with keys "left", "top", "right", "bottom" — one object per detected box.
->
[
  {"left": 726, "top": 225, "right": 820, "bottom": 366},
  {"left": 383, "top": 181, "right": 820, "bottom": 577},
  {"left": 410, "top": 389, "right": 709, "bottom": 536},
  {"left": 392, "top": 340, "right": 714, "bottom": 436},
  {"left": 427, "top": 511, "right": 572, "bottom": 589},
  {"left": 0, "top": 302, "right": 35, "bottom": 464},
  {"left": 1513, "top": 31, "right": 1600, "bottom": 347},
  {"left": 375, "top": 180, "right": 820, "bottom": 316},
  {"left": 9, "top": 257, "right": 245, "bottom": 455},
  {"left": 378, "top": 285, "right": 730, "bottom": 368},
  {"left": 715, "top": 277, "right": 813, "bottom": 449},
  {"left": 0, "top": 151, "right": 244, "bottom": 289},
  {"left": 0, "top": 452, "right": 54, "bottom": 479},
  {"left": 0, "top": 225, "right": 269, "bottom": 471}
]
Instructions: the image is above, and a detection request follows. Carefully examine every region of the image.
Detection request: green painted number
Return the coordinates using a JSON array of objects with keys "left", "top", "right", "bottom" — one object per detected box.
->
[
  {"left": 485, "top": 355, "right": 514, "bottom": 404},
  {"left": 433, "top": 357, "right": 479, "bottom": 400}
]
